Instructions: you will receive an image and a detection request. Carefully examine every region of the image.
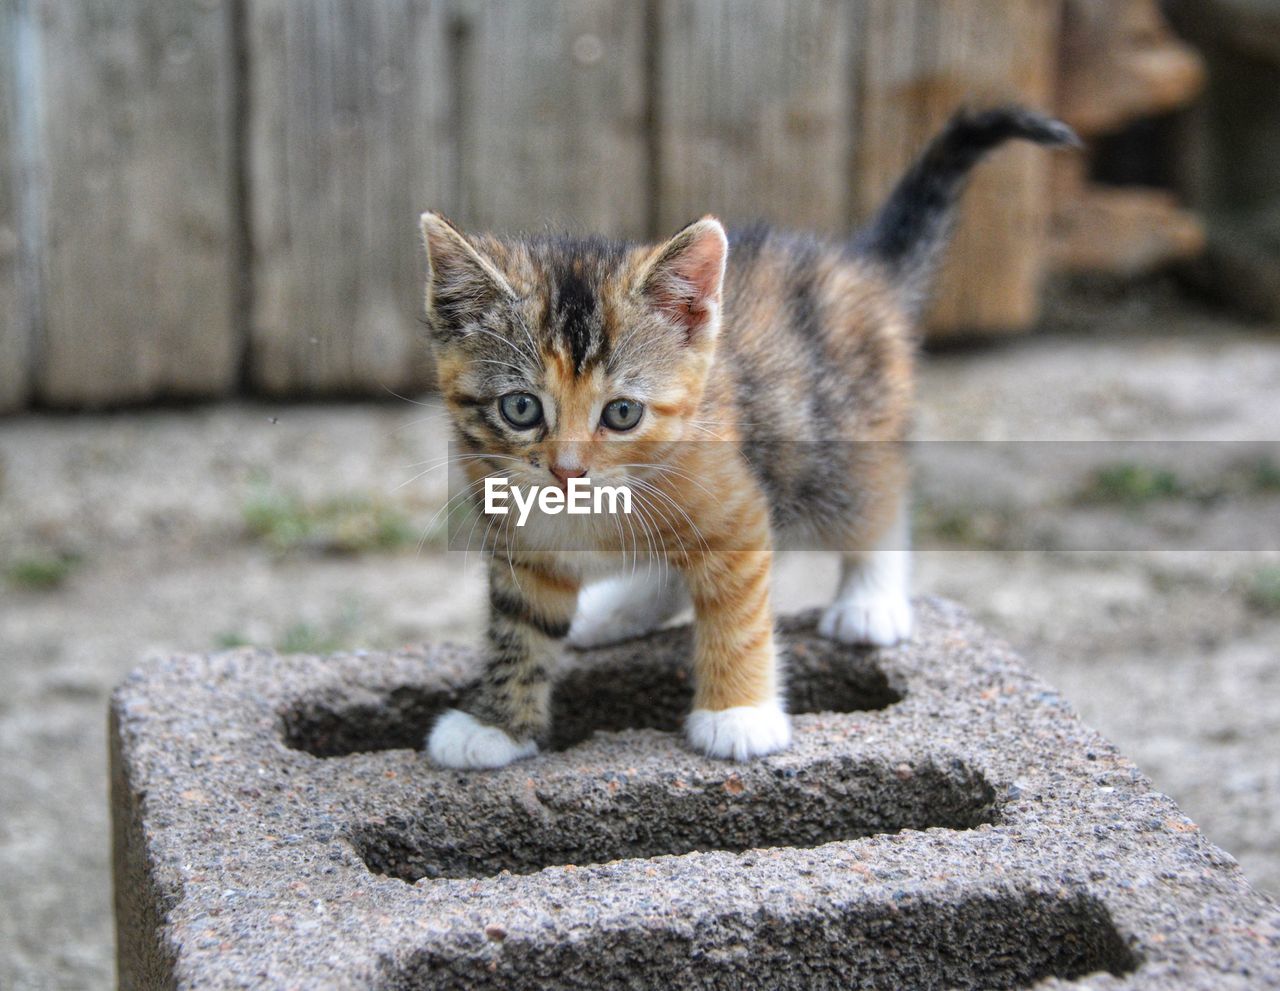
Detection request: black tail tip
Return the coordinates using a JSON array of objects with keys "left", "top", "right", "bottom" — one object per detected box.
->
[
  {"left": 852, "top": 103, "right": 1082, "bottom": 300},
  {"left": 1024, "top": 113, "right": 1083, "bottom": 150},
  {"left": 951, "top": 104, "right": 1082, "bottom": 152}
]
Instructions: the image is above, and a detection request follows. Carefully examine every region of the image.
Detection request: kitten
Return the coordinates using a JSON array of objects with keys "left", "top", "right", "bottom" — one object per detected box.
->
[{"left": 419, "top": 106, "right": 1076, "bottom": 770}]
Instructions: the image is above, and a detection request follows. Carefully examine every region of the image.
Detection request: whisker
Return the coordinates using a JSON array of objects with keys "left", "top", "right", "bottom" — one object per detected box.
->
[
  {"left": 617, "top": 462, "right": 722, "bottom": 506},
  {"left": 389, "top": 413, "right": 447, "bottom": 435},
  {"left": 511, "top": 318, "right": 541, "bottom": 368},
  {"left": 474, "top": 357, "right": 532, "bottom": 377},
  {"left": 380, "top": 384, "right": 441, "bottom": 408},
  {"left": 623, "top": 489, "right": 658, "bottom": 580},
  {"left": 395, "top": 453, "right": 522, "bottom": 491},
  {"left": 628, "top": 476, "right": 711, "bottom": 556},
  {"left": 400, "top": 452, "right": 521, "bottom": 472},
  {"left": 623, "top": 479, "right": 678, "bottom": 558},
  {"left": 416, "top": 468, "right": 510, "bottom": 555},
  {"left": 472, "top": 326, "right": 539, "bottom": 365}
]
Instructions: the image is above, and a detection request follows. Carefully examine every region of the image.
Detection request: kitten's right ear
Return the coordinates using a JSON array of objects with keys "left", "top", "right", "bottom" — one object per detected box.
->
[{"left": 420, "top": 211, "right": 514, "bottom": 338}]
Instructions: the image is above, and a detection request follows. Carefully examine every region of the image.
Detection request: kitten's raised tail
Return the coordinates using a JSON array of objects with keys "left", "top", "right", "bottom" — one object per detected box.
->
[{"left": 853, "top": 105, "right": 1080, "bottom": 318}]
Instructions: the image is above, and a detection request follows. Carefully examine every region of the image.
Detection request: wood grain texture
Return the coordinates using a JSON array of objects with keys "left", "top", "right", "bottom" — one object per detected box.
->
[
  {"left": 449, "top": 0, "right": 648, "bottom": 238},
  {"left": 35, "top": 0, "right": 237, "bottom": 406},
  {"left": 854, "top": 0, "right": 1062, "bottom": 335},
  {"left": 1048, "top": 147, "right": 1204, "bottom": 276},
  {"left": 0, "top": 0, "right": 28, "bottom": 412},
  {"left": 655, "top": 0, "right": 854, "bottom": 238},
  {"left": 1059, "top": 0, "right": 1205, "bottom": 137},
  {"left": 0, "top": 0, "right": 1077, "bottom": 411},
  {"left": 247, "top": 0, "right": 452, "bottom": 395}
]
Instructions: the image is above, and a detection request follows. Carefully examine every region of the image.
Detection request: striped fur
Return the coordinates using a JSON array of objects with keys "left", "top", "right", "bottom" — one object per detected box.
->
[
  {"left": 420, "top": 105, "right": 1074, "bottom": 766},
  {"left": 468, "top": 555, "right": 579, "bottom": 741}
]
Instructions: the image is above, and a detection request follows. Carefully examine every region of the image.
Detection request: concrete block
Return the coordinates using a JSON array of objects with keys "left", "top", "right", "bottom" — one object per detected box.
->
[{"left": 110, "top": 598, "right": 1280, "bottom": 989}]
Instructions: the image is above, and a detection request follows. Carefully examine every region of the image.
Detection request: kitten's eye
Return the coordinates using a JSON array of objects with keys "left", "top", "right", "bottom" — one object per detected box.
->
[
  {"left": 601, "top": 398, "right": 644, "bottom": 432},
  {"left": 499, "top": 392, "right": 543, "bottom": 429}
]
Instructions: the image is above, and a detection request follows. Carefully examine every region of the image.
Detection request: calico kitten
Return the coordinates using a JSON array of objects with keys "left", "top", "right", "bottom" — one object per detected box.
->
[{"left": 420, "top": 106, "right": 1076, "bottom": 769}]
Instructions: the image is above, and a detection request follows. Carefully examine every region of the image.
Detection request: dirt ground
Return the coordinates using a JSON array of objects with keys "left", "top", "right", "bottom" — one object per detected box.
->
[{"left": 2, "top": 286, "right": 1278, "bottom": 990}]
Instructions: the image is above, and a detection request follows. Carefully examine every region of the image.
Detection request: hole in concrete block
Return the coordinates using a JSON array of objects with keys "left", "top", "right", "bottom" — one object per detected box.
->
[
  {"left": 381, "top": 889, "right": 1138, "bottom": 990},
  {"left": 280, "top": 635, "right": 902, "bottom": 758},
  {"left": 350, "top": 756, "right": 996, "bottom": 881},
  {"left": 545, "top": 642, "right": 901, "bottom": 751},
  {"left": 280, "top": 685, "right": 456, "bottom": 758}
]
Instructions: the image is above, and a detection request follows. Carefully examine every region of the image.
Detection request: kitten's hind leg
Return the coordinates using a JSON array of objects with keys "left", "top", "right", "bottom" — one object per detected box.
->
[
  {"left": 819, "top": 500, "right": 912, "bottom": 647},
  {"left": 567, "top": 569, "right": 689, "bottom": 649}
]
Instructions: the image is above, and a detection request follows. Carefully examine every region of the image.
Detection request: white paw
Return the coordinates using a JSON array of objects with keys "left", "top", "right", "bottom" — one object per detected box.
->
[
  {"left": 567, "top": 573, "right": 686, "bottom": 649},
  {"left": 685, "top": 699, "right": 791, "bottom": 761},
  {"left": 426, "top": 709, "right": 537, "bottom": 770},
  {"left": 819, "top": 592, "right": 912, "bottom": 647}
]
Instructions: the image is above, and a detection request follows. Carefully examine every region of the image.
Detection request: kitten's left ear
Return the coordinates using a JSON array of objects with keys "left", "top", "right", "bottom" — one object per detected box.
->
[{"left": 635, "top": 216, "right": 728, "bottom": 347}]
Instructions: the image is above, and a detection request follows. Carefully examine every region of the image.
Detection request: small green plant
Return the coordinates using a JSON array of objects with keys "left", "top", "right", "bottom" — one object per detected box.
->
[
  {"left": 1076, "top": 463, "right": 1184, "bottom": 507},
  {"left": 277, "top": 623, "right": 344, "bottom": 654},
  {"left": 916, "top": 503, "right": 979, "bottom": 545},
  {"left": 1248, "top": 457, "right": 1280, "bottom": 494},
  {"left": 5, "top": 552, "right": 78, "bottom": 591},
  {"left": 1244, "top": 567, "right": 1280, "bottom": 616},
  {"left": 913, "top": 496, "right": 1014, "bottom": 550},
  {"left": 243, "top": 487, "right": 312, "bottom": 552},
  {"left": 242, "top": 484, "right": 416, "bottom": 555},
  {"left": 214, "top": 631, "right": 253, "bottom": 649},
  {"left": 275, "top": 598, "right": 364, "bottom": 655}
]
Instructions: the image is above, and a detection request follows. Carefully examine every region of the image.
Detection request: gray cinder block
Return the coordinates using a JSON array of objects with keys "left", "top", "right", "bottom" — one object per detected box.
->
[{"left": 110, "top": 598, "right": 1280, "bottom": 989}]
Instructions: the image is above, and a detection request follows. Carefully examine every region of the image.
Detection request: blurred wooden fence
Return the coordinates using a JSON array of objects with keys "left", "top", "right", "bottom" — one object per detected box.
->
[{"left": 0, "top": 0, "right": 1065, "bottom": 412}]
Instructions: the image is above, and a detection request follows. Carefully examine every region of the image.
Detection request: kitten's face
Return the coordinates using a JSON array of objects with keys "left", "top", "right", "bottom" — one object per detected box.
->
[{"left": 421, "top": 214, "right": 727, "bottom": 493}]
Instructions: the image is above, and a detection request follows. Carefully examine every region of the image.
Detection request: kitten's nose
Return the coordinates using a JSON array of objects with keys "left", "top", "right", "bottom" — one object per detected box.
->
[{"left": 550, "top": 463, "right": 588, "bottom": 488}]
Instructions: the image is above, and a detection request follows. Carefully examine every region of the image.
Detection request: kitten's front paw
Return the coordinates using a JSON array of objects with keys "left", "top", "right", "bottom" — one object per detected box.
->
[
  {"left": 819, "top": 592, "right": 912, "bottom": 647},
  {"left": 685, "top": 699, "right": 791, "bottom": 761},
  {"left": 426, "top": 709, "right": 538, "bottom": 770}
]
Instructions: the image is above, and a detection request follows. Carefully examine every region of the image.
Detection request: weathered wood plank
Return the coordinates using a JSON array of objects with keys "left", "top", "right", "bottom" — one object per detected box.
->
[
  {"left": 1047, "top": 0, "right": 1206, "bottom": 281},
  {"left": 1049, "top": 166, "right": 1206, "bottom": 276},
  {"left": 854, "top": 0, "right": 1063, "bottom": 336},
  {"left": 655, "top": 0, "right": 853, "bottom": 238},
  {"left": 35, "top": 0, "right": 237, "bottom": 406},
  {"left": 247, "top": 0, "right": 452, "bottom": 395},
  {"left": 0, "top": 0, "right": 29, "bottom": 412},
  {"left": 450, "top": 0, "right": 648, "bottom": 238},
  {"left": 1060, "top": 0, "right": 1205, "bottom": 138}
]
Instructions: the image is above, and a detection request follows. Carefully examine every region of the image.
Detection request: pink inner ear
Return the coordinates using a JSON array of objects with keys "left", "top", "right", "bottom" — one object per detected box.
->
[{"left": 646, "top": 227, "right": 726, "bottom": 338}]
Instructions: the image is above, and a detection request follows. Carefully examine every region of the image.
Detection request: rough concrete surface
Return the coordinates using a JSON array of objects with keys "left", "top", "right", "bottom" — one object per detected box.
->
[
  {"left": 111, "top": 600, "right": 1280, "bottom": 989},
  {"left": 2, "top": 287, "right": 1279, "bottom": 988}
]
